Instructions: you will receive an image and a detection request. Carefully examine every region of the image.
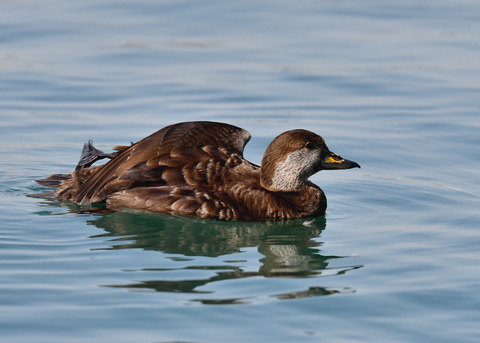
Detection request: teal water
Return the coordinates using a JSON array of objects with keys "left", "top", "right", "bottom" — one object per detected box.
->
[{"left": 1, "top": 1, "right": 480, "bottom": 342}]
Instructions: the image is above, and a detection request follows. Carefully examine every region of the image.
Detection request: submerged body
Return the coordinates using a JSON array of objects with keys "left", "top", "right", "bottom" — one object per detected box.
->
[{"left": 35, "top": 121, "right": 359, "bottom": 221}]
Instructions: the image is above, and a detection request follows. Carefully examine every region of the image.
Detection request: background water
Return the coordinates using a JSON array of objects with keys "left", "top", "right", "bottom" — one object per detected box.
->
[{"left": 1, "top": 0, "right": 479, "bottom": 342}]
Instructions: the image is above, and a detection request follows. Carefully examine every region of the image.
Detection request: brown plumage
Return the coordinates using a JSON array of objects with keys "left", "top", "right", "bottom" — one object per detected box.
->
[{"left": 35, "top": 121, "right": 360, "bottom": 221}]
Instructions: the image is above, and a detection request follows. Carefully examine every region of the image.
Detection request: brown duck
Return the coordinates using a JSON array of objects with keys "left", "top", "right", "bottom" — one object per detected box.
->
[{"left": 35, "top": 121, "right": 360, "bottom": 221}]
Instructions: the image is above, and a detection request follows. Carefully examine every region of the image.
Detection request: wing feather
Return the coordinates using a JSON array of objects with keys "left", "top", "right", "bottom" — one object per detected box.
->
[{"left": 72, "top": 121, "right": 251, "bottom": 205}]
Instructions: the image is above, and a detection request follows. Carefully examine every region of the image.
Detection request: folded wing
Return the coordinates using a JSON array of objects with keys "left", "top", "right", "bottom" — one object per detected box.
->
[{"left": 70, "top": 121, "right": 252, "bottom": 205}]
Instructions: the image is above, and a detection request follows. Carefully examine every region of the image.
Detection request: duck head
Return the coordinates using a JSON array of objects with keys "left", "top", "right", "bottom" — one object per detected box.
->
[{"left": 260, "top": 129, "right": 360, "bottom": 192}]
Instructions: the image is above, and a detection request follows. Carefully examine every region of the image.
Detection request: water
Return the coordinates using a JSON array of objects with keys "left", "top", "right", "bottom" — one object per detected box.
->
[{"left": 1, "top": 0, "right": 480, "bottom": 342}]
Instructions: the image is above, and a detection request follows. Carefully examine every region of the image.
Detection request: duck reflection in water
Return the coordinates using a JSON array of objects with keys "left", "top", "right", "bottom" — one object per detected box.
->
[{"left": 82, "top": 210, "right": 362, "bottom": 302}]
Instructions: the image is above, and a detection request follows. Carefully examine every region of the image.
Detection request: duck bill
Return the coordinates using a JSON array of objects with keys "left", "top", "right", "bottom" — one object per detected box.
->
[{"left": 321, "top": 151, "right": 360, "bottom": 170}]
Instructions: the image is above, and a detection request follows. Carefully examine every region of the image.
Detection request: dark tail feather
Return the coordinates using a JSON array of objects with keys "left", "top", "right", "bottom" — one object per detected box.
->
[
  {"left": 35, "top": 173, "right": 72, "bottom": 188},
  {"left": 27, "top": 190, "right": 58, "bottom": 199}
]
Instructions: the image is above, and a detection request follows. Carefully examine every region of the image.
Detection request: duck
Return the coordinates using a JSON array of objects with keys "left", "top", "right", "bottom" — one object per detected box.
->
[{"left": 35, "top": 121, "right": 360, "bottom": 221}]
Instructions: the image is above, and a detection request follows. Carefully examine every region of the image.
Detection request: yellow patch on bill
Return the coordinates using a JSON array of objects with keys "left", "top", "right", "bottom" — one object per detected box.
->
[{"left": 326, "top": 156, "right": 345, "bottom": 163}]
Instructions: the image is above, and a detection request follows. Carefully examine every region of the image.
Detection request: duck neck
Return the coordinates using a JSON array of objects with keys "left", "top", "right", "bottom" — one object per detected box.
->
[{"left": 260, "top": 162, "right": 306, "bottom": 192}]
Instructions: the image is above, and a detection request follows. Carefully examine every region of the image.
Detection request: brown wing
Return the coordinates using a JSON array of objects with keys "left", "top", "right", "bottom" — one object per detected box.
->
[{"left": 71, "top": 121, "right": 251, "bottom": 205}]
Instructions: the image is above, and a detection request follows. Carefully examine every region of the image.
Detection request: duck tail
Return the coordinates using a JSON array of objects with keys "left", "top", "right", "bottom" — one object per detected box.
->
[
  {"left": 31, "top": 140, "right": 133, "bottom": 202},
  {"left": 28, "top": 173, "right": 72, "bottom": 200},
  {"left": 35, "top": 173, "right": 72, "bottom": 188}
]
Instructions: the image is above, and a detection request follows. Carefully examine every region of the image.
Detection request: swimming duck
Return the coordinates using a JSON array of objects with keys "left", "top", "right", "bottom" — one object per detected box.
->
[{"left": 35, "top": 121, "right": 360, "bottom": 221}]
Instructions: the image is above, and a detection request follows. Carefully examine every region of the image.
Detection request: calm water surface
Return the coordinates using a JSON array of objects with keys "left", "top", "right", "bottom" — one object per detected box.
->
[{"left": 1, "top": 1, "right": 480, "bottom": 342}]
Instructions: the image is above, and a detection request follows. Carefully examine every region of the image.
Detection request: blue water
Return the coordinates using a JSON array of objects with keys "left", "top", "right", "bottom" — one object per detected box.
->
[{"left": 1, "top": 0, "right": 480, "bottom": 342}]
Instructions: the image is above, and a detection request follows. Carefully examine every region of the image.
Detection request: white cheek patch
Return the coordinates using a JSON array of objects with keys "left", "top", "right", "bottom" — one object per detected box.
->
[{"left": 271, "top": 150, "right": 318, "bottom": 191}]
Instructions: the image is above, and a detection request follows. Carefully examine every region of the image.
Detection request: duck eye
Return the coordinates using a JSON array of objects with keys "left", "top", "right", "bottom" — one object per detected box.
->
[{"left": 305, "top": 142, "right": 315, "bottom": 150}]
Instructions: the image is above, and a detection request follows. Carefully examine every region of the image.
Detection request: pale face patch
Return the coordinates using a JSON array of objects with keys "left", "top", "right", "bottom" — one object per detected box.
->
[{"left": 270, "top": 149, "right": 320, "bottom": 191}]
